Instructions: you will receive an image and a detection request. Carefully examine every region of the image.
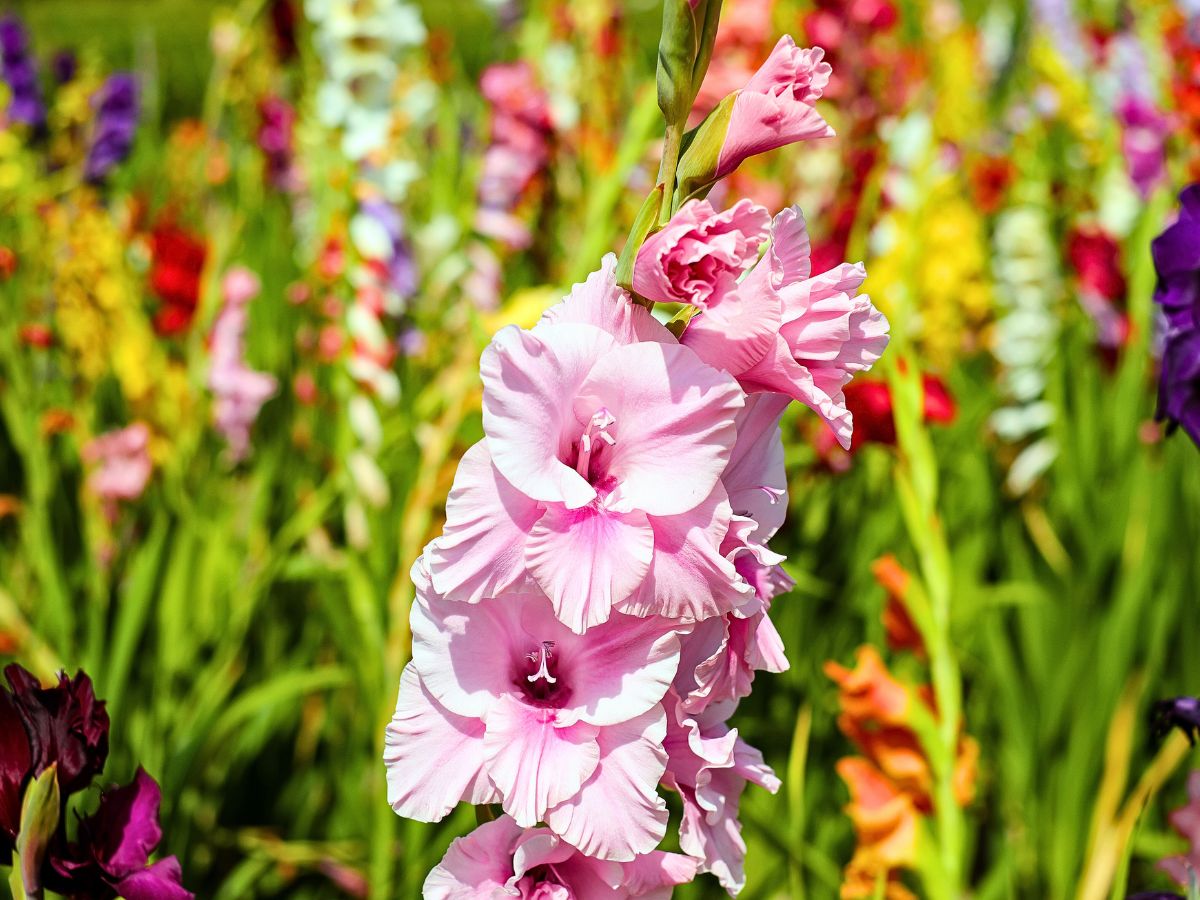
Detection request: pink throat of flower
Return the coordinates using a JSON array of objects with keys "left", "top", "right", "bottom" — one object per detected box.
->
[
  {"left": 520, "top": 641, "right": 566, "bottom": 706},
  {"left": 573, "top": 407, "right": 616, "bottom": 479}
]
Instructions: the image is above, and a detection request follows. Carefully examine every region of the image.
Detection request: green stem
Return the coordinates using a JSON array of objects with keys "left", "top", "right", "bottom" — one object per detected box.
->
[{"left": 657, "top": 122, "right": 684, "bottom": 225}]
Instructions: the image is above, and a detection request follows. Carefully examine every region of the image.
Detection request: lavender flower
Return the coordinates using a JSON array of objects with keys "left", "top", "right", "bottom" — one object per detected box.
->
[
  {"left": 1151, "top": 185, "right": 1200, "bottom": 446},
  {"left": 0, "top": 15, "right": 44, "bottom": 128},
  {"left": 84, "top": 74, "right": 140, "bottom": 182}
]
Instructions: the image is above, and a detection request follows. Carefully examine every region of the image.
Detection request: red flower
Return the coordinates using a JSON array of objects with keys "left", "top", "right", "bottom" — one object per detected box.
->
[
  {"left": 1067, "top": 227, "right": 1126, "bottom": 302},
  {"left": 814, "top": 375, "right": 956, "bottom": 465},
  {"left": 148, "top": 223, "right": 206, "bottom": 336}
]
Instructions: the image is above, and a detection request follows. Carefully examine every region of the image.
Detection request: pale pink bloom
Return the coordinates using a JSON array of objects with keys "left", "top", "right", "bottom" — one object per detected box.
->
[
  {"left": 209, "top": 267, "right": 278, "bottom": 461},
  {"left": 424, "top": 815, "right": 699, "bottom": 899},
  {"left": 662, "top": 696, "right": 779, "bottom": 896},
  {"left": 632, "top": 199, "right": 771, "bottom": 307},
  {"left": 682, "top": 206, "right": 889, "bottom": 449},
  {"left": 714, "top": 37, "right": 834, "bottom": 181},
  {"left": 385, "top": 564, "right": 680, "bottom": 860},
  {"left": 83, "top": 423, "right": 152, "bottom": 508},
  {"left": 675, "top": 395, "right": 793, "bottom": 713},
  {"left": 426, "top": 257, "right": 749, "bottom": 632},
  {"left": 474, "top": 206, "right": 533, "bottom": 251}
]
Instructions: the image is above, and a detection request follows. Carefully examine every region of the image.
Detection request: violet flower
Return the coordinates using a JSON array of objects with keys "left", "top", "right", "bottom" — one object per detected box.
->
[
  {"left": 0, "top": 15, "right": 44, "bottom": 128},
  {"left": 47, "top": 768, "right": 193, "bottom": 900},
  {"left": 1153, "top": 696, "right": 1200, "bottom": 745},
  {"left": 1151, "top": 185, "right": 1200, "bottom": 446},
  {"left": 84, "top": 74, "right": 140, "bottom": 182},
  {"left": 1118, "top": 93, "right": 1171, "bottom": 200}
]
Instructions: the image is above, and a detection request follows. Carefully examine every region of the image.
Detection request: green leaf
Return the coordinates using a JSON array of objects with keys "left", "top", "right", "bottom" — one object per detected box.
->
[{"left": 13, "top": 764, "right": 60, "bottom": 900}]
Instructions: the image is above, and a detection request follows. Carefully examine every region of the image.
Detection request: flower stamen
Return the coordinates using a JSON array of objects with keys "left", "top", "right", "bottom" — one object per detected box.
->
[{"left": 527, "top": 641, "right": 557, "bottom": 684}]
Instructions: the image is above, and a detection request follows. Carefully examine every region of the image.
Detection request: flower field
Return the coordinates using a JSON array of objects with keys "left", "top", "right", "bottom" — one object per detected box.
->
[{"left": 1, "top": 0, "right": 1199, "bottom": 897}]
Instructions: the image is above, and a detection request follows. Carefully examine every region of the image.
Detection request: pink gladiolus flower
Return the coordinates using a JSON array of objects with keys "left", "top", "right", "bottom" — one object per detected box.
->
[
  {"left": 633, "top": 198, "right": 771, "bottom": 307},
  {"left": 384, "top": 564, "right": 681, "bottom": 861},
  {"left": 426, "top": 256, "right": 751, "bottom": 632},
  {"left": 83, "top": 423, "right": 152, "bottom": 512},
  {"left": 681, "top": 206, "right": 889, "bottom": 449},
  {"left": 1160, "top": 770, "right": 1200, "bottom": 887},
  {"left": 715, "top": 36, "right": 834, "bottom": 181},
  {"left": 209, "top": 267, "right": 278, "bottom": 461},
  {"left": 675, "top": 395, "right": 793, "bottom": 713},
  {"left": 424, "top": 815, "right": 699, "bottom": 899},
  {"left": 1116, "top": 92, "right": 1170, "bottom": 199},
  {"left": 662, "top": 695, "right": 780, "bottom": 896}
]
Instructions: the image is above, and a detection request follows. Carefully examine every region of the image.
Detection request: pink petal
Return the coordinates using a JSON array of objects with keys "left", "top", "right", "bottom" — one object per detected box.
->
[
  {"left": 716, "top": 39, "right": 834, "bottom": 180},
  {"left": 383, "top": 665, "right": 488, "bottom": 822},
  {"left": 426, "top": 440, "right": 542, "bottom": 604},
  {"left": 549, "top": 610, "right": 681, "bottom": 727},
  {"left": 423, "top": 816, "right": 523, "bottom": 899},
  {"left": 620, "top": 852, "right": 701, "bottom": 899},
  {"left": 526, "top": 503, "right": 655, "bottom": 632},
  {"left": 410, "top": 587, "right": 529, "bottom": 719},
  {"left": 545, "top": 707, "right": 669, "bottom": 861},
  {"left": 619, "top": 486, "right": 754, "bottom": 623},
  {"left": 575, "top": 341, "right": 744, "bottom": 517},
  {"left": 540, "top": 254, "right": 675, "bottom": 346},
  {"left": 483, "top": 695, "right": 601, "bottom": 827},
  {"left": 723, "top": 393, "right": 790, "bottom": 543},
  {"left": 741, "top": 334, "right": 855, "bottom": 449},
  {"left": 681, "top": 260, "right": 782, "bottom": 378},
  {"left": 764, "top": 206, "right": 811, "bottom": 284},
  {"left": 481, "top": 322, "right": 617, "bottom": 509}
]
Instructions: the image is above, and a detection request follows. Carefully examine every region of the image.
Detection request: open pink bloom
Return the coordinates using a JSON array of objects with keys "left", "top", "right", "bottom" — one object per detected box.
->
[
  {"left": 662, "top": 696, "right": 779, "bottom": 896},
  {"left": 675, "top": 395, "right": 792, "bottom": 713},
  {"left": 83, "top": 423, "right": 152, "bottom": 506},
  {"left": 1116, "top": 92, "right": 1170, "bottom": 200},
  {"left": 385, "top": 564, "right": 680, "bottom": 861},
  {"left": 632, "top": 199, "right": 770, "bottom": 307},
  {"left": 209, "top": 267, "right": 278, "bottom": 461},
  {"left": 427, "top": 256, "right": 749, "bottom": 632},
  {"left": 715, "top": 36, "right": 834, "bottom": 181},
  {"left": 424, "top": 815, "right": 699, "bottom": 899},
  {"left": 682, "top": 206, "right": 888, "bottom": 449}
]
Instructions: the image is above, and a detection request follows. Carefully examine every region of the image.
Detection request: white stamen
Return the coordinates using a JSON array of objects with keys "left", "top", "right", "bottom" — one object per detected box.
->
[
  {"left": 527, "top": 641, "right": 557, "bottom": 684},
  {"left": 575, "top": 407, "right": 617, "bottom": 477}
]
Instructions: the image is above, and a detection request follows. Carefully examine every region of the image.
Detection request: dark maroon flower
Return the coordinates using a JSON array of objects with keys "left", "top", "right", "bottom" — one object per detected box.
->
[
  {"left": 0, "top": 688, "right": 32, "bottom": 861},
  {"left": 1151, "top": 184, "right": 1200, "bottom": 446},
  {"left": 5, "top": 664, "right": 109, "bottom": 798},
  {"left": 48, "top": 769, "right": 193, "bottom": 900},
  {"left": 1152, "top": 696, "right": 1200, "bottom": 745}
]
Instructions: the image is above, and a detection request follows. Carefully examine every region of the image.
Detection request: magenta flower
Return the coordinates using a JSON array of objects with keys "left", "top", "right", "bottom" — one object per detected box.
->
[
  {"left": 426, "top": 256, "right": 749, "bottom": 632},
  {"left": 424, "top": 815, "right": 698, "bottom": 899},
  {"left": 384, "top": 565, "right": 681, "bottom": 861},
  {"left": 633, "top": 199, "right": 771, "bottom": 307},
  {"left": 48, "top": 769, "right": 192, "bottom": 900},
  {"left": 208, "top": 267, "right": 278, "bottom": 461},
  {"left": 714, "top": 36, "right": 833, "bottom": 181},
  {"left": 662, "top": 695, "right": 779, "bottom": 895},
  {"left": 1117, "top": 93, "right": 1171, "bottom": 200},
  {"left": 1160, "top": 771, "right": 1200, "bottom": 888},
  {"left": 680, "top": 206, "right": 889, "bottom": 448},
  {"left": 83, "top": 423, "right": 153, "bottom": 509}
]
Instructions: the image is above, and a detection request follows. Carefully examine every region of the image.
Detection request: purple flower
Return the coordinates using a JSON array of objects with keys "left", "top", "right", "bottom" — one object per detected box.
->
[
  {"left": 1153, "top": 696, "right": 1200, "bottom": 744},
  {"left": 51, "top": 49, "right": 76, "bottom": 85},
  {"left": 47, "top": 769, "right": 193, "bottom": 900},
  {"left": 1152, "top": 185, "right": 1200, "bottom": 446},
  {"left": 359, "top": 199, "right": 417, "bottom": 300},
  {"left": 0, "top": 15, "right": 44, "bottom": 128},
  {"left": 84, "top": 74, "right": 140, "bottom": 182}
]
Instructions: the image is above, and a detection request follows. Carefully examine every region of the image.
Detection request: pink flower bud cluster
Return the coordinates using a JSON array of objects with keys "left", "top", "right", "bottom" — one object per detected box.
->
[{"left": 384, "top": 36, "right": 888, "bottom": 898}]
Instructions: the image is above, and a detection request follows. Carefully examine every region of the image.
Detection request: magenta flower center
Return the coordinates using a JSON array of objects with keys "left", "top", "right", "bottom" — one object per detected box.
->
[
  {"left": 571, "top": 406, "right": 617, "bottom": 484},
  {"left": 518, "top": 641, "right": 568, "bottom": 706}
]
